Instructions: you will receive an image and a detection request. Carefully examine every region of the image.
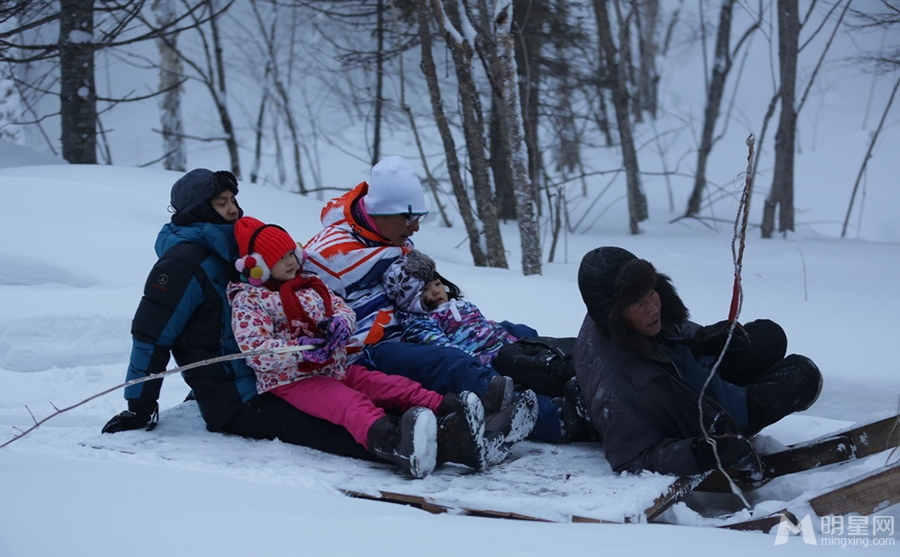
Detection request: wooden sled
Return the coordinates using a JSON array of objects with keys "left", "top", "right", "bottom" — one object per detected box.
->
[
  {"left": 696, "top": 413, "right": 900, "bottom": 493},
  {"left": 722, "top": 459, "right": 900, "bottom": 533},
  {"left": 341, "top": 474, "right": 703, "bottom": 524}
]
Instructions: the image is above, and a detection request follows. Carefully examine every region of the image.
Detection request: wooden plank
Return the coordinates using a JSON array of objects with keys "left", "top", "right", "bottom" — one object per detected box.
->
[
  {"left": 340, "top": 479, "right": 692, "bottom": 524},
  {"left": 765, "top": 414, "right": 900, "bottom": 477},
  {"left": 340, "top": 488, "right": 615, "bottom": 523},
  {"left": 696, "top": 414, "right": 900, "bottom": 493},
  {"left": 645, "top": 475, "right": 707, "bottom": 522},
  {"left": 719, "top": 461, "right": 900, "bottom": 532},
  {"left": 721, "top": 510, "right": 798, "bottom": 533},
  {"left": 809, "top": 460, "right": 900, "bottom": 517}
]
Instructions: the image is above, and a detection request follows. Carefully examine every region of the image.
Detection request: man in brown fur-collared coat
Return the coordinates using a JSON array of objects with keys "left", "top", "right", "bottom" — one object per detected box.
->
[{"left": 573, "top": 246, "right": 822, "bottom": 477}]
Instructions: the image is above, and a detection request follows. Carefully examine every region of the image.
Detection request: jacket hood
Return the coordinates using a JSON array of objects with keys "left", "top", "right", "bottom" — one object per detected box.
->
[{"left": 155, "top": 222, "right": 238, "bottom": 262}]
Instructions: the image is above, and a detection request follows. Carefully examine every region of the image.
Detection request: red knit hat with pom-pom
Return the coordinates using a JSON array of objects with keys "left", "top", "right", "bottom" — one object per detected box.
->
[{"left": 234, "top": 216, "right": 305, "bottom": 285}]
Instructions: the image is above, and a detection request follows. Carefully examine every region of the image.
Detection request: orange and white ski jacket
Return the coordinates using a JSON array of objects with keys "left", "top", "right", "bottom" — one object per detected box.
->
[{"left": 303, "top": 182, "right": 412, "bottom": 356}]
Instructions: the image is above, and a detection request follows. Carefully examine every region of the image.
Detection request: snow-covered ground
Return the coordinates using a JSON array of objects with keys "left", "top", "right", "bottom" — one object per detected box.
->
[{"left": 1, "top": 159, "right": 898, "bottom": 555}]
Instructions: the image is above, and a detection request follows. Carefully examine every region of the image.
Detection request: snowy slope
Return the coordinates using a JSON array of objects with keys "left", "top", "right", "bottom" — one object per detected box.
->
[{"left": 1, "top": 162, "right": 899, "bottom": 556}]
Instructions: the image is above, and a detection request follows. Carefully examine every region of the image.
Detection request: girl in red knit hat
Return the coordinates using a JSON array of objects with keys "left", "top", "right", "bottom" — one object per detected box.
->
[{"left": 227, "top": 216, "right": 502, "bottom": 478}]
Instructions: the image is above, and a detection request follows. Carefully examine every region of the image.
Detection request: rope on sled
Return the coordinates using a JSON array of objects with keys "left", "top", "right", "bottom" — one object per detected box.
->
[
  {"left": 0, "top": 345, "right": 315, "bottom": 449},
  {"left": 697, "top": 134, "right": 756, "bottom": 509}
]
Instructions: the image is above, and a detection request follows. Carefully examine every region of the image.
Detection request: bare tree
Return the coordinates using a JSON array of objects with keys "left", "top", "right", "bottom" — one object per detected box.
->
[
  {"left": 634, "top": 0, "right": 660, "bottom": 120},
  {"left": 511, "top": 0, "right": 548, "bottom": 216},
  {"left": 494, "top": 0, "right": 541, "bottom": 275},
  {"left": 385, "top": 0, "right": 451, "bottom": 226},
  {"left": 1, "top": 0, "right": 228, "bottom": 165},
  {"left": 761, "top": 0, "right": 799, "bottom": 238},
  {"left": 849, "top": 0, "right": 900, "bottom": 73},
  {"left": 745, "top": 0, "right": 848, "bottom": 230},
  {"left": 427, "top": 0, "right": 508, "bottom": 268},
  {"left": 415, "top": 0, "right": 487, "bottom": 267},
  {"left": 683, "top": 0, "right": 759, "bottom": 219},
  {"left": 153, "top": 0, "right": 186, "bottom": 171},
  {"left": 246, "top": 0, "right": 306, "bottom": 192},
  {"left": 0, "top": 10, "right": 23, "bottom": 143},
  {"left": 372, "top": 0, "right": 386, "bottom": 165},
  {"left": 58, "top": 0, "right": 96, "bottom": 163},
  {"left": 593, "top": 0, "right": 648, "bottom": 234},
  {"left": 841, "top": 1, "right": 900, "bottom": 237}
]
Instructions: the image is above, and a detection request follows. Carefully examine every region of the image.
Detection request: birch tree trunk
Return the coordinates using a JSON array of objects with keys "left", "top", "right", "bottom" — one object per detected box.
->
[
  {"left": 416, "top": 0, "right": 487, "bottom": 267},
  {"left": 476, "top": 0, "right": 515, "bottom": 221},
  {"left": 430, "top": 0, "right": 507, "bottom": 268},
  {"left": 59, "top": 0, "right": 96, "bottom": 164},
  {"left": 0, "top": 11, "right": 22, "bottom": 144},
  {"left": 495, "top": 0, "right": 541, "bottom": 275},
  {"left": 593, "top": 0, "right": 647, "bottom": 234},
  {"left": 153, "top": 0, "right": 186, "bottom": 172},
  {"left": 762, "top": 0, "right": 798, "bottom": 238},
  {"left": 0, "top": 68, "right": 20, "bottom": 144}
]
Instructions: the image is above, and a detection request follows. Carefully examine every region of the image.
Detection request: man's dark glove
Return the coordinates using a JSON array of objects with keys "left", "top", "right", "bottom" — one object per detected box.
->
[
  {"left": 101, "top": 400, "right": 158, "bottom": 433},
  {"left": 695, "top": 320, "right": 750, "bottom": 355},
  {"left": 693, "top": 434, "right": 758, "bottom": 473}
]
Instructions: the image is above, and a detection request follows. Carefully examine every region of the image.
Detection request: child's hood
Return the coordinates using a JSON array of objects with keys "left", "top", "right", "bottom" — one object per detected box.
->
[{"left": 382, "top": 250, "right": 437, "bottom": 314}]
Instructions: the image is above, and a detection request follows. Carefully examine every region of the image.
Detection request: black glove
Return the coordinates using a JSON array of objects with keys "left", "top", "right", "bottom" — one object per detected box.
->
[
  {"left": 695, "top": 320, "right": 750, "bottom": 355},
  {"left": 101, "top": 400, "right": 158, "bottom": 433},
  {"left": 693, "top": 434, "right": 757, "bottom": 472}
]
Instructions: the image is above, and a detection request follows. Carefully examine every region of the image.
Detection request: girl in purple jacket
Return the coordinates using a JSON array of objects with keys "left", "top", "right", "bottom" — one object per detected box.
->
[{"left": 382, "top": 250, "right": 534, "bottom": 366}]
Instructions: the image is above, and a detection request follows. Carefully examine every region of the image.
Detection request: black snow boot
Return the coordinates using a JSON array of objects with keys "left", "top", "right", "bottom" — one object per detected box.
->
[
  {"left": 436, "top": 392, "right": 488, "bottom": 472},
  {"left": 553, "top": 377, "right": 597, "bottom": 442},
  {"left": 745, "top": 354, "right": 823, "bottom": 435},
  {"left": 482, "top": 375, "right": 514, "bottom": 415},
  {"left": 482, "top": 388, "right": 539, "bottom": 467},
  {"left": 367, "top": 407, "right": 437, "bottom": 479}
]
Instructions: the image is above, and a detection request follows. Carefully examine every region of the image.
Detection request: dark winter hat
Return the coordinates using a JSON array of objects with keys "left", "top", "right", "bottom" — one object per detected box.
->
[
  {"left": 382, "top": 250, "right": 437, "bottom": 313},
  {"left": 170, "top": 168, "right": 240, "bottom": 225},
  {"left": 233, "top": 216, "right": 304, "bottom": 285},
  {"left": 364, "top": 156, "right": 428, "bottom": 216},
  {"left": 578, "top": 247, "right": 657, "bottom": 328}
]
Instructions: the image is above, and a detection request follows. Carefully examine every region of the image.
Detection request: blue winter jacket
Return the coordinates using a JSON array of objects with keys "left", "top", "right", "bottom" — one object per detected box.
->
[{"left": 124, "top": 222, "right": 257, "bottom": 431}]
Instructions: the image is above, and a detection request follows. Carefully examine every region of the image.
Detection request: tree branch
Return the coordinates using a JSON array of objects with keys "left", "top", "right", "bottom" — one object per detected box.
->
[{"left": 0, "top": 345, "right": 312, "bottom": 449}]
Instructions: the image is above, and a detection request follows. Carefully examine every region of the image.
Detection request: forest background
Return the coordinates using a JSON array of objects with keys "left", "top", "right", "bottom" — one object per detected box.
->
[{"left": 1, "top": 0, "right": 898, "bottom": 274}]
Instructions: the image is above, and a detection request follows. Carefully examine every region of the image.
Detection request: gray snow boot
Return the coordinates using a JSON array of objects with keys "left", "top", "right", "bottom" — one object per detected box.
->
[
  {"left": 368, "top": 407, "right": 437, "bottom": 479},
  {"left": 482, "top": 389, "right": 539, "bottom": 467},
  {"left": 436, "top": 391, "right": 488, "bottom": 472}
]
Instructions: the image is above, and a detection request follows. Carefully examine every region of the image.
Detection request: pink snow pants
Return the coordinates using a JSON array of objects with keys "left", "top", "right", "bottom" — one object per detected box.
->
[{"left": 270, "top": 364, "right": 444, "bottom": 448}]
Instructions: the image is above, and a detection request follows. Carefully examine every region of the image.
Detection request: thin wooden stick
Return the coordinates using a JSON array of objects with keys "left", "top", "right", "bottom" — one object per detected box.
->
[
  {"left": 0, "top": 345, "right": 313, "bottom": 449},
  {"left": 729, "top": 133, "right": 755, "bottom": 321},
  {"left": 696, "top": 135, "right": 757, "bottom": 509}
]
